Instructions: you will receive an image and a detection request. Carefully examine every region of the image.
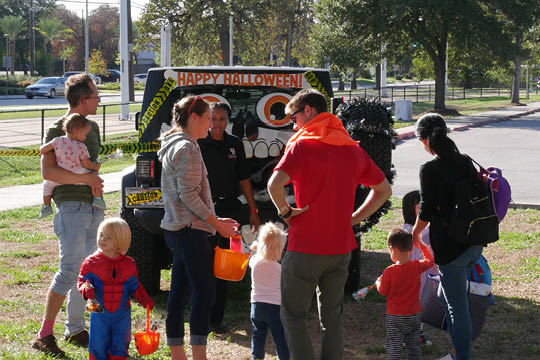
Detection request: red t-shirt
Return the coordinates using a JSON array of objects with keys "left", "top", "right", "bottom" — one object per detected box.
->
[
  {"left": 275, "top": 139, "right": 385, "bottom": 255},
  {"left": 377, "top": 258, "right": 434, "bottom": 315}
]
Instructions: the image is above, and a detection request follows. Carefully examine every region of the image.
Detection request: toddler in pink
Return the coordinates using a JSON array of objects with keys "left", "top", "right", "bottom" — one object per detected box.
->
[{"left": 39, "top": 113, "right": 106, "bottom": 217}]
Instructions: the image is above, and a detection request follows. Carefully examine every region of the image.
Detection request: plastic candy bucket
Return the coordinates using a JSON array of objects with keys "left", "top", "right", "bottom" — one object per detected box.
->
[
  {"left": 214, "top": 246, "right": 250, "bottom": 281},
  {"left": 134, "top": 306, "right": 160, "bottom": 356}
]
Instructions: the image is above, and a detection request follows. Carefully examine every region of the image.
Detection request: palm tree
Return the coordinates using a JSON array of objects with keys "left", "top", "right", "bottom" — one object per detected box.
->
[
  {"left": 34, "top": 18, "right": 72, "bottom": 75},
  {"left": 0, "top": 16, "right": 28, "bottom": 75}
]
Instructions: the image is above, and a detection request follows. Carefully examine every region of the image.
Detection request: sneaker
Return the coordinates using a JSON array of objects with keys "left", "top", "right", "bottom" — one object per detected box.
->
[
  {"left": 92, "top": 197, "right": 107, "bottom": 210},
  {"left": 39, "top": 205, "right": 53, "bottom": 218},
  {"left": 420, "top": 334, "right": 432, "bottom": 346},
  {"left": 32, "top": 334, "right": 65, "bottom": 357},
  {"left": 64, "top": 329, "right": 89, "bottom": 347},
  {"left": 438, "top": 354, "right": 456, "bottom": 360}
]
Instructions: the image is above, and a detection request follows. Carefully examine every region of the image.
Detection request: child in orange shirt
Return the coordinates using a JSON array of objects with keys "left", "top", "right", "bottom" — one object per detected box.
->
[{"left": 376, "top": 229, "right": 434, "bottom": 360}]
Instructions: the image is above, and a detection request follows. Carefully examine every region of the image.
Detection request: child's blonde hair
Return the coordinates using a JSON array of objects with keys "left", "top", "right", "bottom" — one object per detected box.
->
[
  {"left": 250, "top": 222, "right": 286, "bottom": 262},
  {"left": 63, "top": 113, "right": 90, "bottom": 134},
  {"left": 97, "top": 217, "right": 132, "bottom": 255}
]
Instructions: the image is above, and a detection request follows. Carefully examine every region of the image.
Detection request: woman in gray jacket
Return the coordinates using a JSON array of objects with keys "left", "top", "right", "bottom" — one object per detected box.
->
[{"left": 158, "top": 95, "right": 239, "bottom": 360}]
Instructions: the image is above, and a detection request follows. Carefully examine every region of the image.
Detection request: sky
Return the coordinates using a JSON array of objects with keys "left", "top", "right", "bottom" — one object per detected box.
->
[{"left": 55, "top": 0, "right": 148, "bottom": 20}]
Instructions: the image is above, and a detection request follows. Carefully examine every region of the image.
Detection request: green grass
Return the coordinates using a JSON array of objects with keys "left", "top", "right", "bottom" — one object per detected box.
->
[
  {"left": 0, "top": 230, "right": 48, "bottom": 244},
  {"left": 0, "top": 132, "right": 137, "bottom": 187},
  {"left": 497, "top": 232, "right": 539, "bottom": 251}
]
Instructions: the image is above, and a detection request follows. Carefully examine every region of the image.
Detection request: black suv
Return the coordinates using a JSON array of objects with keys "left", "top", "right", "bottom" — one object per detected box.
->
[{"left": 121, "top": 66, "right": 335, "bottom": 293}]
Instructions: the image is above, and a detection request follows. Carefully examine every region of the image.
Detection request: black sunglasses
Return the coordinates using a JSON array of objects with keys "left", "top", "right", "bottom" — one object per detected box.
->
[{"left": 290, "top": 106, "right": 305, "bottom": 120}]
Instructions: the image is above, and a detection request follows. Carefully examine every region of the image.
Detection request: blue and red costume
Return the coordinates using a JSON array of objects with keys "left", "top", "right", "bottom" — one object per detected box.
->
[{"left": 78, "top": 252, "right": 154, "bottom": 360}]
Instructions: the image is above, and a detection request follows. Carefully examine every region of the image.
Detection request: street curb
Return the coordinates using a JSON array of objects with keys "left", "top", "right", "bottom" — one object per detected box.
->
[{"left": 395, "top": 107, "right": 540, "bottom": 141}]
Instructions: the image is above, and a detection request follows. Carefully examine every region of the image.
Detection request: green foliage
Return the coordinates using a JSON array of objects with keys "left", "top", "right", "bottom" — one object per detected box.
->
[
  {"left": 89, "top": 49, "right": 107, "bottom": 76},
  {"left": 411, "top": 49, "right": 434, "bottom": 81}
]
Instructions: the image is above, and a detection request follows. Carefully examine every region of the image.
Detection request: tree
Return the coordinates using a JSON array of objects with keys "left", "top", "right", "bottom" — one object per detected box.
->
[
  {"left": 0, "top": 15, "right": 27, "bottom": 74},
  {"left": 89, "top": 6, "right": 119, "bottom": 68},
  {"left": 89, "top": 49, "right": 107, "bottom": 75},
  {"left": 34, "top": 17, "right": 72, "bottom": 75},
  {"left": 136, "top": 0, "right": 300, "bottom": 67},
  {"left": 312, "top": 0, "right": 518, "bottom": 111}
]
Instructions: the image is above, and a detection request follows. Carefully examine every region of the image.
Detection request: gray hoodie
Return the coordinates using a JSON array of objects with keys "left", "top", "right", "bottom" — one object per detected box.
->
[{"left": 157, "top": 131, "right": 216, "bottom": 234}]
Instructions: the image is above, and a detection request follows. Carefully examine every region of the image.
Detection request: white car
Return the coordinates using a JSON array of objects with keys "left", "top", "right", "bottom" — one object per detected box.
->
[{"left": 134, "top": 73, "right": 147, "bottom": 84}]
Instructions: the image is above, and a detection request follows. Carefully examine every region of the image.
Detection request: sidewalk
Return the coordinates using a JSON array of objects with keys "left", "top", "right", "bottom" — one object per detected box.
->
[{"left": 1, "top": 102, "right": 540, "bottom": 212}]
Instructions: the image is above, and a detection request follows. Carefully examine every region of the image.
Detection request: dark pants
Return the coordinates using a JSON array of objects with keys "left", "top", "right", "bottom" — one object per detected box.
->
[
  {"left": 164, "top": 228, "right": 215, "bottom": 346},
  {"left": 209, "top": 197, "right": 248, "bottom": 326},
  {"left": 251, "top": 302, "right": 290, "bottom": 360}
]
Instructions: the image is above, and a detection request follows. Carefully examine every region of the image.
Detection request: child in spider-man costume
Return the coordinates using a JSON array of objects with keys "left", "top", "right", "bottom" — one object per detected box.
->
[{"left": 78, "top": 217, "right": 154, "bottom": 360}]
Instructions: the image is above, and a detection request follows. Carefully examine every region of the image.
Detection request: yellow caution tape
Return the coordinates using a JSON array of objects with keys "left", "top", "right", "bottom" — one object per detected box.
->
[
  {"left": 304, "top": 71, "right": 332, "bottom": 111},
  {"left": 0, "top": 141, "right": 162, "bottom": 157},
  {"left": 138, "top": 76, "right": 177, "bottom": 139},
  {"left": 125, "top": 189, "right": 162, "bottom": 206}
]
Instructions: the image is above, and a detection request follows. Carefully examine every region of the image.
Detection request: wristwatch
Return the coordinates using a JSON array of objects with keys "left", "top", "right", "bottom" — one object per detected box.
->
[{"left": 278, "top": 205, "right": 292, "bottom": 219}]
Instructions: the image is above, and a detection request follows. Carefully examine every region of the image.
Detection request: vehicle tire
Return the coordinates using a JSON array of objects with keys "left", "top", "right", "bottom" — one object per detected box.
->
[
  {"left": 49, "top": 89, "right": 56, "bottom": 99},
  {"left": 121, "top": 208, "right": 161, "bottom": 294},
  {"left": 26, "top": 95, "right": 33, "bottom": 99}
]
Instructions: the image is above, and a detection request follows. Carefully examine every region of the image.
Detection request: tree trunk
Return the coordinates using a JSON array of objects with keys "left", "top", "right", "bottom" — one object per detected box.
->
[
  {"left": 510, "top": 58, "right": 521, "bottom": 104},
  {"left": 218, "top": 22, "right": 229, "bottom": 66},
  {"left": 338, "top": 74, "right": 344, "bottom": 91},
  {"left": 284, "top": 23, "right": 292, "bottom": 66},
  {"left": 351, "top": 69, "right": 357, "bottom": 90},
  {"left": 10, "top": 40, "right": 15, "bottom": 76},
  {"left": 375, "top": 64, "right": 381, "bottom": 90},
  {"left": 510, "top": 35, "right": 523, "bottom": 104}
]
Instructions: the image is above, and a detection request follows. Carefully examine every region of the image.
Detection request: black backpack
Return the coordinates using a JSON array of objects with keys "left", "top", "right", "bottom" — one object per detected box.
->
[{"left": 437, "top": 158, "right": 499, "bottom": 246}]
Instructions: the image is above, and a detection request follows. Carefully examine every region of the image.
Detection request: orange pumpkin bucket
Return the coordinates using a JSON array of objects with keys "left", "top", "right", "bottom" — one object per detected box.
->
[
  {"left": 134, "top": 306, "right": 160, "bottom": 356},
  {"left": 213, "top": 246, "right": 250, "bottom": 281}
]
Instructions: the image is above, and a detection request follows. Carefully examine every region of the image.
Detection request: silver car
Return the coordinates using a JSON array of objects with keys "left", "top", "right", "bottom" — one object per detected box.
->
[{"left": 25, "top": 77, "right": 66, "bottom": 99}]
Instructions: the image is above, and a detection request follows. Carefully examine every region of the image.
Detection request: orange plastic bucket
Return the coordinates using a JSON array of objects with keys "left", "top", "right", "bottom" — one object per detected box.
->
[
  {"left": 213, "top": 246, "right": 250, "bottom": 281},
  {"left": 134, "top": 306, "right": 160, "bottom": 356}
]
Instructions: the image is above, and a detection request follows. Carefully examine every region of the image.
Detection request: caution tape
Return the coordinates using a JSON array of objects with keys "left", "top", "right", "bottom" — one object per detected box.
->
[
  {"left": 304, "top": 70, "right": 332, "bottom": 111},
  {"left": 0, "top": 141, "right": 162, "bottom": 157},
  {"left": 138, "top": 76, "right": 177, "bottom": 139}
]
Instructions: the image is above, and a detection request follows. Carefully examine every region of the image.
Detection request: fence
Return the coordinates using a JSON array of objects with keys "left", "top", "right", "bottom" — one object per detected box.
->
[
  {"left": 0, "top": 101, "right": 141, "bottom": 148},
  {"left": 335, "top": 83, "right": 540, "bottom": 105}
]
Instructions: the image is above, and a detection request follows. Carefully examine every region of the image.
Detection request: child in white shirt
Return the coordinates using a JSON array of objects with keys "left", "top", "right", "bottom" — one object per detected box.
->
[{"left": 249, "top": 222, "right": 290, "bottom": 360}]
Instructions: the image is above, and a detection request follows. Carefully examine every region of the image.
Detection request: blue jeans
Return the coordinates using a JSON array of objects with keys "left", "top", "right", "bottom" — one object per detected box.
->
[
  {"left": 438, "top": 245, "right": 483, "bottom": 360},
  {"left": 51, "top": 201, "right": 103, "bottom": 337},
  {"left": 164, "top": 228, "right": 215, "bottom": 346},
  {"left": 251, "top": 302, "right": 290, "bottom": 360}
]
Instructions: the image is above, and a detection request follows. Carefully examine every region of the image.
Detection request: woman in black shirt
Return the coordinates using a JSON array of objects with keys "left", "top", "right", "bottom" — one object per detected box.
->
[{"left": 411, "top": 113, "right": 483, "bottom": 360}]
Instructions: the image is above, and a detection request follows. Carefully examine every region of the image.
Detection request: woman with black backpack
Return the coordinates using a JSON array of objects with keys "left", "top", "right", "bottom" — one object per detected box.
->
[{"left": 411, "top": 113, "right": 483, "bottom": 360}]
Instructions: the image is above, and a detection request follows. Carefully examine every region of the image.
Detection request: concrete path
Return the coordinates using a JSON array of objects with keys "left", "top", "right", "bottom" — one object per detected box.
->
[{"left": 1, "top": 102, "right": 539, "bottom": 211}]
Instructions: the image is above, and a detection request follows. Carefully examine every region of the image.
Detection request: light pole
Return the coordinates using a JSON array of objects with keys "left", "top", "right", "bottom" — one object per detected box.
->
[
  {"left": 61, "top": 40, "right": 66, "bottom": 74},
  {"left": 4, "top": 34, "right": 9, "bottom": 97}
]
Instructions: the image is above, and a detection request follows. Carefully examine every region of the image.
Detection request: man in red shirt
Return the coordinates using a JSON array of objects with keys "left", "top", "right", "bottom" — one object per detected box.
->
[{"left": 267, "top": 89, "right": 392, "bottom": 360}]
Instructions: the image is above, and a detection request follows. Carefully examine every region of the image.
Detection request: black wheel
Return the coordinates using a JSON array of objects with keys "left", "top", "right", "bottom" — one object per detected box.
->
[
  {"left": 26, "top": 95, "right": 33, "bottom": 99},
  {"left": 49, "top": 89, "right": 56, "bottom": 99},
  {"left": 121, "top": 208, "right": 161, "bottom": 294}
]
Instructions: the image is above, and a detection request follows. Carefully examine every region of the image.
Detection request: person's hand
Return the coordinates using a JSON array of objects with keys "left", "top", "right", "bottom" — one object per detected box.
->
[
  {"left": 83, "top": 280, "right": 95, "bottom": 300},
  {"left": 249, "top": 212, "right": 260, "bottom": 232},
  {"left": 95, "top": 162, "right": 101, "bottom": 171},
  {"left": 283, "top": 205, "right": 309, "bottom": 224},
  {"left": 84, "top": 172, "right": 104, "bottom": 195},
  {"left": 216, "top": 217, "right": 239, "bottom": 238}
]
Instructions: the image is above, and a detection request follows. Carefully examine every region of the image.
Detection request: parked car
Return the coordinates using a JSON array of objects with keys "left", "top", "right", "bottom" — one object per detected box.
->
[
  {"left": 134, "top": 73, "right": 147, "bottom": 84},
  {"left": 101, "top": 69, "right": 121, "bottom": 83},
  {"left": 63, "top": 71, "right": 102, "bottom": 84},
  {"left": 25, "top": 77, "right": 66, "bottom": 99}
]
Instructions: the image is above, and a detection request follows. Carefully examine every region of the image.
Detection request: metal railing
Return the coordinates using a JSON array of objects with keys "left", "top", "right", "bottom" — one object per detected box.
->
[
  {"left": 335, "top": 83, "right": 540, "bottom": 105},
  {"left": 0, "top": 101, "right": 141, "bottom": 145}
]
